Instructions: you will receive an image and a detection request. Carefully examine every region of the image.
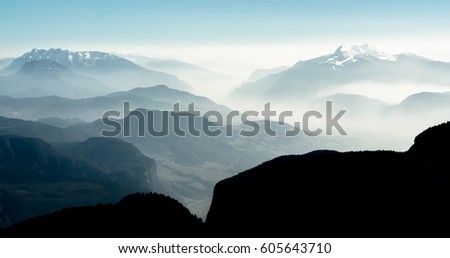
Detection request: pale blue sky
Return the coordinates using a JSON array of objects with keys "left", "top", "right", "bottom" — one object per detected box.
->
[{"left": 1, "top": 0, "right": 450, "bottom": 63}]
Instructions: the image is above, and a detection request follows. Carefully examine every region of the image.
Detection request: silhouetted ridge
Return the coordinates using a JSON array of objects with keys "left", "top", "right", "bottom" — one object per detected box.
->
[
  {"left": 2, "top": 122, "right": 450, "bottom": 237},
  {"left": 408, "top": 121, "right": 450, "bottom": 181},
  {"left": 206, "top": 122, "right": 450, "bottom": 237},
  {"left": 410, "top": 121, "right": 450, "bottom": 153},
  {"left": 0, "top": 193, "right": 202, "bottom": 237}
]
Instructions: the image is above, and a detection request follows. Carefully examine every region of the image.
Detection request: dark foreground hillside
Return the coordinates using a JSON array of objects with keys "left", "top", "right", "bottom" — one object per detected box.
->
[
  {"left": 0, "top": 193, "right": 203, "bottom": 237},
  {"left": 206, "top": 122, "right": 450, "bottom": 237}
]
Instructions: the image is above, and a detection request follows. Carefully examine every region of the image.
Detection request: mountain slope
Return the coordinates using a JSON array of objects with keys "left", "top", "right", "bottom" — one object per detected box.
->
[
  {"left": 0, "top": 135, "right": 158, "bottom": 227},
  {"left": 0, "top": 116, "right": 85, "bottom": 142},
  {"left": 55, "top": 137, "right": 159, "bottom": 192},
  {"left": 69, "top": 111, "right": 324, "bottom": 218},
  {"left": 107, "top": 85, "right": 231, "bottom": 114},
  {"left": 1, "top": 48, "right": 192, "bottom": 92},
  {"left": 206, "top": 121, "right": 450, "bottom": 237},
  {"left": 396, "top": 91, "right": 450, "bottom": 112},
  {"left": 243, "top": 66, "right": 289, "bottom": 83},
  {"left": 0, "top": 58, "right": 13, "bottom": 71},
  {"left": 228, "top": 45, "right": 450, "bottom": 106},
  {"left": 0, "top": 60, "right": 112, "bottom": 98},
  {"left": 141, "top": 57, "right": 239, "bottom": 101},
  {"left": 0, "top": 85, "right": 229, "bottom": 121},
  {"left": 35, "top": 117, "right": 86, "bottom": 128},
  {"left": 0, "top": 193, "right": 202, "bottom": 237}
]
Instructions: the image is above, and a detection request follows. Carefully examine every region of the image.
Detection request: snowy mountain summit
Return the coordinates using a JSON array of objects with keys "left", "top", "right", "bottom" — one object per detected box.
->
[
  {"left": 0, "top": 48, "right": 193, "bottom": 95},
  {"left": 322, "top": 44, "right": 397, "bottom": 67},
  {"left": 20, "top": 48, "right": 117, "bottom": 67},
  {"left": 26, "top": 48, "right": 115, "bottom": 62},
  {"left": 2, "top": 48, "right": 132, "bottom": 75}
]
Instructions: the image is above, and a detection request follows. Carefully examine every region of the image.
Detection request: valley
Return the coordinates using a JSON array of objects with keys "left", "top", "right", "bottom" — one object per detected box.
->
[{"left": 0, "top": 46, "right": 449, "bottom": 235}]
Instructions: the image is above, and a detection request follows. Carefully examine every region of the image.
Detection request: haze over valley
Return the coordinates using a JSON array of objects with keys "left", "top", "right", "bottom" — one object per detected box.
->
[
  {"left": 1, "top": 45, "right": 450, "bottom": 220},
  {"left": 1, "top": 0, "right": 450, "bottom": 237}
]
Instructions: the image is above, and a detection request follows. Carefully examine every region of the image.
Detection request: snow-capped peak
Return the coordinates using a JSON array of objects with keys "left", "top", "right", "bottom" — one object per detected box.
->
[
  {"left": 337, "top": 44, "right": 395, "bottom": 60},
  {"left": 18, "top": 48, "right": 120, "bottom": 68},
  {"left": 322, "top": 44, "right": 397, "bottom": 67}
]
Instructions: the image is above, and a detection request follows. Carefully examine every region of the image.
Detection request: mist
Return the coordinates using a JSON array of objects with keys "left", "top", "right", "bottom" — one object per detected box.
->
[{"left": 1, "top": 44, "right": 450, "bottom": 222}]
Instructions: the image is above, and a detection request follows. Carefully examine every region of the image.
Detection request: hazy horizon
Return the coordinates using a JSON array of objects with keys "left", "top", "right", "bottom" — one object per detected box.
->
[
  {"left": 2, "top": 0, "right": 450, "bottom": 71},
  {"left": 3, "top": 42, "right": 450, "bottom": 66},
  {"left": 2, "top": 0, "right": 450, "bottom": 241}
]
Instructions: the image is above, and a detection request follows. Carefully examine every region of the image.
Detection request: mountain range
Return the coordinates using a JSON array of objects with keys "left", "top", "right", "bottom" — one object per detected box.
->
[
  {"left": 0, "top": 49, "right": 191, "bottom": 98},
  {"left": 1, "top": 80, "right": 449, "bottom": 216},
  {"left": 227, "top": 45, "right": 450, "bottom": 107},
  {"left": 0, "top": 85, "right": 229, "bottom": 122},
  {"left": 1, "top": 45, "right": 450, "bottom": 236},
  {"left": 0, "top": 112, "right": 328, "bottom": 218},
  {"left": 1, "top": 121, "right": 449, "bottom": 237}
]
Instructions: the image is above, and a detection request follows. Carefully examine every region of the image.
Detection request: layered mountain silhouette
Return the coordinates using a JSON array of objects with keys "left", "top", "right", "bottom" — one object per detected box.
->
[
  {"left": 0, "top": 85, "right": 228, "bottom": 121},
  {"left": 0, "top": 134, "right": 159, "bottom": 227},
  {"left": 1, "top": 45, "right": 449, "bottom": 237},
  {"left": 304, "top": 91, "right": 450, "bottom": 139},
  {"left": 309, "top": 91, "right": 450, "bottom": 118},
  {"left": 1, "top": 121, "right": 449, "bottom": 237},
  {"left": 0, "top": 113, "right": 323, "bottom": 219},
  {"left": 106, "top": 85, "right": 230, "bottom": 114},
  {"left": 395, "top": 91, "right": 450, "bottom": 113},
  {"left": 221, "top": 45, "right": 450, "bottom": 150},
  {"left": 0, "top": 48, "right": 191, "bottom": 97},
  {"left": 206, "top": 121, "right": 450, "bottom": 237}
]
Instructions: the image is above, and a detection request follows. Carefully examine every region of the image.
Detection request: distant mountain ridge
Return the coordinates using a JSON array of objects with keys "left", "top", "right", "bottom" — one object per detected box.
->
[
  {"left": 0, "top": 48, "right": 192, "bottom": 96},
  {"left": 0, "top": 85, "right": 230, "bottom": 121},
  {"left": 228, "top": 45, "right": 450, "bottom": 105},
  {"left": 4, "top": 48, "right": 172, "bottom": 75}
]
